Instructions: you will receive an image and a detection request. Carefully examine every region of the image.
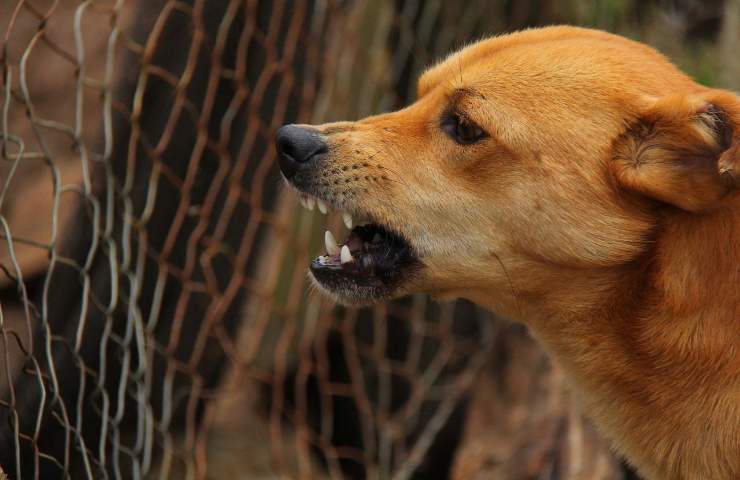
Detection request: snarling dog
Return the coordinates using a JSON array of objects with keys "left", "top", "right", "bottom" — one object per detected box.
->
[{"left": 275, "top": 26, "right": 740, "bottom": 480}]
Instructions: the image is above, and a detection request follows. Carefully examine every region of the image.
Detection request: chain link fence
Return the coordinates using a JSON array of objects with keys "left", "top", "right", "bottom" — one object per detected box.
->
[{"left": 1, "top": 1, "right": 737, "bottom": 479}]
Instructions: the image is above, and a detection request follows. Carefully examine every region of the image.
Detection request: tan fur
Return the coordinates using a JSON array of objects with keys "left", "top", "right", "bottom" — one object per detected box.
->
[{"left": 301, "top": 27, "right": 740, "bottom": 479}]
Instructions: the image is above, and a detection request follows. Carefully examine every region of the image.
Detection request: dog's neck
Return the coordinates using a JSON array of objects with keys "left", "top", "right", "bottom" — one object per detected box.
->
[
  {"left": 473, "top": 201, "right": 740, "bottom": 478},
  {"left": 497, "top": 201, "right": 739, "bottom": 355}
]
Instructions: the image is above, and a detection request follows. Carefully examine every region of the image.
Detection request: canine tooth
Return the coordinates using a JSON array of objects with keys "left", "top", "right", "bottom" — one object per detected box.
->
[
  {"left": 317, "top": 200, "right": 328, "bottom": 214},
  {"left": 306, "top": 197, "right": 316, "bottom": 211},
  {"left": 342, "top": 212, "right": 353, "bottom": 229},
  {"left": 340, "top": 245, "right": 353, "bottom": 264},
  {"left": 325, "top": 230, "right": 340, "bottom": 255}
]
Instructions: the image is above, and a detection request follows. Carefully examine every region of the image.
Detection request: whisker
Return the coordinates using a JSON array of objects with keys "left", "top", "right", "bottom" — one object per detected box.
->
[
  {"left": 457, "top": 53, "right": 464, "bottom": 89},
  {"left": 376, "top": 165, "right": 410, "bottom": 188},
  {"left": 359, "top": 149, "right": 410, "bottom": 188},
  {"left": 490, "top": 250, "right": 523, "bottom": 321}
]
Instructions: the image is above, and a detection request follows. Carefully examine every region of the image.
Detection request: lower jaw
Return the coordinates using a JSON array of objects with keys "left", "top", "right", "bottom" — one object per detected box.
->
[{"left": 308, "top": 263, "right": 408, "bottom": 305}]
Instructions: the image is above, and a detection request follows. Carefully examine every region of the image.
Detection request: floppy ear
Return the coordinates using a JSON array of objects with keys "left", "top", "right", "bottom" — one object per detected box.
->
[{"left": 611, "top": 90, "right": 740, "bottom": 212}]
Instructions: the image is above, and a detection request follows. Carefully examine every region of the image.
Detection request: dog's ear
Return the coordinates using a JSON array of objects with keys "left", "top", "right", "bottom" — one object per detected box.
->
[{"left": 611, "top": 91, "right": 740, "bottom": 212}]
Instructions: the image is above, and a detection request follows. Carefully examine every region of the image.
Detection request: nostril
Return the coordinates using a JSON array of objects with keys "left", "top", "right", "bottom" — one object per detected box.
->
[
  {"left": 276, "top": 125, "right": 327, "bottom": 161},
  {"left": 313, "top": 143, "right": 329, "bottom": 158},
  {"left": 275, "top": 124, "right": 328, "bottom": 180},
  {"left": 277, "top": 135, "right": 297, "bottom": 161}
]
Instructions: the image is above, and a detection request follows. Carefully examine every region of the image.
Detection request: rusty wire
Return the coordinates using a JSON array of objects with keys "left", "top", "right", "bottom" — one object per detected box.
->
[
  {"left": 0, "top": 1, "right": 501, "bottom": 479},
  {"left": 0, "top": 0, "right": 738, "bottom": 480},
  {"left": 2, "top": 1, "right": 737, "bottom": 479}
]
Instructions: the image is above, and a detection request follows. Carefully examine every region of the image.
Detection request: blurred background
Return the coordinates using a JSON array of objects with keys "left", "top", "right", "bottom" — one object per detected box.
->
[{"left": 0, "top": 1, "right": 737, "bottom": 479}]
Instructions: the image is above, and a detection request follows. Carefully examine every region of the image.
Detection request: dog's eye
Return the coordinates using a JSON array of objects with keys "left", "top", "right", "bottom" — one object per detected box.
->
[{"left": 442, "top": 112, "right": 486, "bottom": 145}]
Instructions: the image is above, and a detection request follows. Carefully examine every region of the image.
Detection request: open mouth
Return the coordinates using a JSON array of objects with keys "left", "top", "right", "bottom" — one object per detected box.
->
[{"left": 295, "top": 193, "right": 421, "bottom": 304}]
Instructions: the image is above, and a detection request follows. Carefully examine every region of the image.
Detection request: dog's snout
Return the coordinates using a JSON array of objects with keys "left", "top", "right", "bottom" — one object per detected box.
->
[{"left": 275, "top": 125, "right": 328, "bottom": 179}]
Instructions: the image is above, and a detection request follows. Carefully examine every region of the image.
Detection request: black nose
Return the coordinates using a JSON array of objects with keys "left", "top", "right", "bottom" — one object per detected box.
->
[{"left": 275, "top": 125, "right": 328, "bottom": 180}]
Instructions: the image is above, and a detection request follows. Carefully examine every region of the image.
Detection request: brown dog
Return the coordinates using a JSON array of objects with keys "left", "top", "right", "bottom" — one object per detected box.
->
[{"left": 275, "top": 26, "right": 740, "bottom": 479}]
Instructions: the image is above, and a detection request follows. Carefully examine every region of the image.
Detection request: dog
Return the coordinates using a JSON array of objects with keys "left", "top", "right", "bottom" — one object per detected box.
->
[{"left": 275, "top": 26, "right": 740, "bottom": 479}]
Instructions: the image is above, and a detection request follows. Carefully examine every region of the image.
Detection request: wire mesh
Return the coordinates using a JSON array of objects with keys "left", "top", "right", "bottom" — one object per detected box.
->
[
  {"left": 1, "top": 0, "right": 736, "bottom": 479},
  {"left": 0, "top": 1, "right": 500, "bottom": 478}
]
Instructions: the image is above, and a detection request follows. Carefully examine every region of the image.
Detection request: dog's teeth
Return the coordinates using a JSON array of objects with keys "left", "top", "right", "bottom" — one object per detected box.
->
[
  {"left": 342, "top": 212, "right": 353, "bottom": 229},
  {"left": 340, "top": 245, "right": 353, "bottom": 264},
  {"left": 306, "top": 197, "right": 316, "bottom": 211},
  {"left": 325, "top": 230, "right": 340, "bottom": 255},
  {"left": 317, "top": 200, "right": 328, "bottom": 214}
]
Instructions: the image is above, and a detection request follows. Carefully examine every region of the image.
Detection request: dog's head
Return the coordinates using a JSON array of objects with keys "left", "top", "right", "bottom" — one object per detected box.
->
[{"left": 276, "top": 26, "right": 740, "bottom": 313}]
